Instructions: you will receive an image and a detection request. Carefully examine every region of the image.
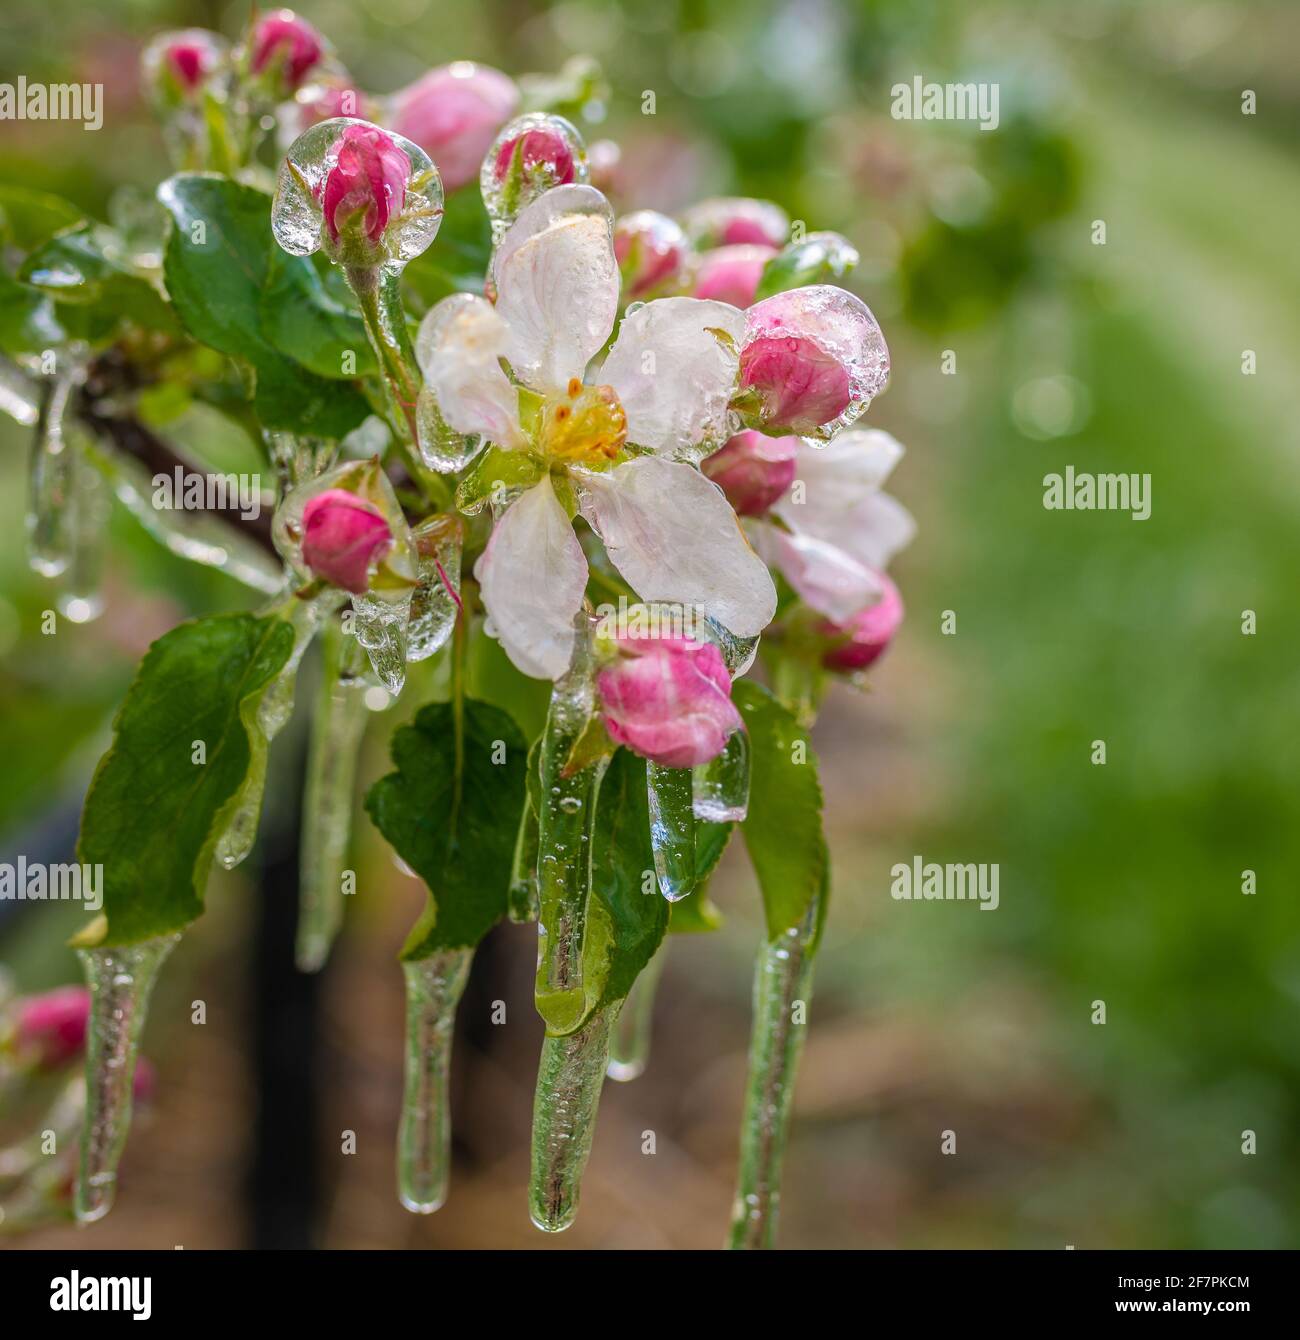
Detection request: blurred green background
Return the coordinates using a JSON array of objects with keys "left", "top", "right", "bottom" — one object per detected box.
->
[{"left": 1, "top": 0, "right": 1297, "bottom": 1248}]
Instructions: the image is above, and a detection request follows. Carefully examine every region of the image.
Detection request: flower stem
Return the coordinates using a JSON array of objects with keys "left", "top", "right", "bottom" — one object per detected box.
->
[{"left": 726, "top": 892, "right": 822, "bottom": 1249}]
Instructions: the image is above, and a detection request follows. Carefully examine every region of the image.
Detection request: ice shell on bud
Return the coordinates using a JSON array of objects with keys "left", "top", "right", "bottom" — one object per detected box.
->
[
  {"left": 142, "top": 29, "right": 227, "bottom": 104},
  {"left": 389, "top": 62, "right": 520, "bottom": 195},
  {"left": 248, "top": 9, "right": 326, "bottom": 97},
  {"left": 596, "top": 633, "right": 743, "bottom": 769},
  {"left": 480, "top": 112, "right": 588, "bottom": 231},
  {"left": 739, "top": 285, "right": 889, "bottom": 440},
  {"left": 692, "top": 244, "right": 778, "bottom": 310},
  {"left": 818, "top": 572, "right": 904, "bottom": 672},
  {"left": 273, "top": 117, "right": 443, "bottom": 267},
  {"left": 300, "top": 489, "right": 394, "bottom": 594},
  {"left": 614, "top": 210, "right": 689, "bottom": 301},
  {"left": 701, "top": 430, "right": 799, "bottom": 517},
  {"left": 12, "top": 986, "right": 89, "bottom": 1070},
  {"left": 680, "top": 197, "right": 789, "bottom": 250}
]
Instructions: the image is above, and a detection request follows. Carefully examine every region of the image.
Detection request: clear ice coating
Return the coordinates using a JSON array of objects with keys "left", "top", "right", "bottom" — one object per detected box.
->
[
  {"left": 534, "top": 617, "right": 606, "bottom": 1034},
  {"left": 265, "top": 431, "right": 336, "bottom": 497},
  {"left": 727, "top": 897, "right": 820, "bottom": 1250},
  {"left": 397, "top": 948, "right": 473, "bottom": 1214},
  {"left": 755, "top": 230, "right": 860, "bottom": 301},
  {"left": 56, "top": 444, "right": 111, "bottom": 624},
  {"left": 0, "top": 358, "right": 42, "bottom": 426},
  {"left": 350, "top": 590, "right": 411, "bottom": 696},
  {"left": 607, "top": 945, "right": 667, "bottom": 1083},
  {"left": 528, "top": 1001, "right": 620, "bottom": 1232},
  {"left": 74, "top": 934, "right": 179, "bottom": 1224},
  {"left": 645, "top": 762, "right": 697, "bottom": 902},
  {"left": 296, "top": 621, "right": 369, "bottom": 972},
  {"left": 509, "top": 787, "right": 540, "bottom": 924},
  {"left": 480, "top": 111, "right": 589, "bottom": 235},
  {"left": 679, "top": 196, "right": 789, "bottom": 251},
  {"left": 700, "top": 615, "right": 760, "bottom": 677},
  {"left": 692, "top": 726, "right": 750, "bottom": 823},
  {"left": 406, "top": 514, "right": 462, "bottom": 662},
  {"left": 271, "top": 117, "right": 444, "bottom": 266},
  {"left": 741, "top": 285, "right": 890, "bottom": 442},
  {"left": 26, "top": 361, "right": 84, "bottom": 579}
]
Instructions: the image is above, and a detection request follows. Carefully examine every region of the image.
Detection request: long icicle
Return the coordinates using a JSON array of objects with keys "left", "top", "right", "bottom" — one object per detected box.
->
[
  {"left": 396, "top": 948, "right": 473, "bottom": 1214},
  {"left": 645, "top": 762, "right": 696, "bottom": 901},
  {"left": 727, "top": 893, "right": 821, "bottom": 1249},
  {"left": 26, "top": 360, "right": 82, "bottom": 578},
  {"left": 607, "top": 943, "right": 667, "bottom": 1082},
  {"left": 295, "top": 618, "right": 369, "bottom": 971},
  {"left": 74, "top": 934, "right": 179, "bottom": 1224},
  {"left": 529, "top": 1001, "right": 620, "bottom": 1233}
]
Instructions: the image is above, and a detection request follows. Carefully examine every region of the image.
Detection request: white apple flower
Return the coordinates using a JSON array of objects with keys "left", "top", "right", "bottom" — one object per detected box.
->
[
  {"left": 751, "top": 428, "right": 915, "bottom": 622},
  {"left": 417, "top": 183, "right": 776, "bottom": 679}
]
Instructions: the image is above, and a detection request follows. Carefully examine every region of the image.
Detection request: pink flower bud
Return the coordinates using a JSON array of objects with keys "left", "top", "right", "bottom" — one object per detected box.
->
[
  {"left": 13, "top": 986, "right": 89, "bottom": 1070},
  {"left": 390, "top": 63, "right": 519, "bottom": 194},
  {"left": 167, "top": 42, "right": 211, "bottom": 93},
  {"left": 300, "top": 488, "right": 395, "bottom": 594},
  {"left": 701, "top": 430, "right": 799, "bottom": 517},
  {"left": 492, "top": 124, "right": 575, "bottom": 187},
  {"left": 738, "top": 334, "right": 851, "bottom": 434},
  {"left": 597, "top": 634, "right": 743, "bottom": 769},
  {"left": 681, "top": 197, "right": 789, "bottom": 250},
  {"left": 692, "top": 244, "right": 777, "bottom": 310},
  {"left": 319, "top": 123, "right": 408, "bottom": 247},
  {"left": 818, "top": 573, "right": 904, "bottom": 672},
  {"left": 250, "top": 10, "right": 323, "bottom": 95},
  {"left": 614, "top": 211, "right": 688, "bottom": 301}
]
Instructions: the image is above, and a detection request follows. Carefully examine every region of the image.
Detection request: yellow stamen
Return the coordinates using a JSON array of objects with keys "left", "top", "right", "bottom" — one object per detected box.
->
[{"left": 541, "top": 381, "right": 627, "bottom": 465}]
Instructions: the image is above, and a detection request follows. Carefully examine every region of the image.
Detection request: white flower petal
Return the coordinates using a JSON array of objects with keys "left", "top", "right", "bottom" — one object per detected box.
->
[
  {"left": 473, "top": 476, "right": 589, "bottom": 680},
  {"left": 600, "top": 297, "right": 746, "bottom": 460},
  {"left": 576, "top": 456, "right": 776, "bottom": 638},
  {"left": 491, "top": 184, "right": 618, "bottom": 392},
  {"left": 416, "top": 293, "right": 523, "bottom": 447},
  {"left": 751, "top": 522, "right": 884, "bottom": 623},
  {"left": 838, "top": 491, "right": 917, "bottom": 571},
  {"left": 773, "top": 427, "right": 903, "bottom": 529}
]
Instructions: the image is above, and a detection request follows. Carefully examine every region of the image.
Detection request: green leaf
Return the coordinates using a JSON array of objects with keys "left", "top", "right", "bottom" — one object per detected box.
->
[
  {"left": 754, "top": 231, "right": 860, "bottom": 303},
  {"left": 0, "top": 185, "right": 83, "bottom": 251},
  {"left": 20, "top": 224, "right": 180, "bottom": 337},
  {"left": 260, "top": 248, "right": 377, "bottom": 379},
  {"left": 366, "top": 698, "right": 527, "bottom": 960},
  {"left": 670, "top": 819, "right": 733, "bottom": 933},
  {"left": 733, "top": 680, "right": 828, "bottom": 938},
  {"left": 0, "top": 269, "right": 64, "bottom": 356},
  {"left": 158, "top": 173, "right": 370, "bottom": 439},
  {"left": 402, "top": 183, "right": 493, "bottom": 308},
  {"left": 74, "top": 613, "right": 295, "bottom": 947}
]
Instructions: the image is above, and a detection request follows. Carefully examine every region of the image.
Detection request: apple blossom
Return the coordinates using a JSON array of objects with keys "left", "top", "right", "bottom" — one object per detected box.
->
[
  {"left": 701, "top": 430, "right": 800, "bottom": 517},
  {"left": 817, "top": 571, "right": 904, "bottom": 672},
  {"left": 300, "top": 489, "right": 396, "bottom": 595},
  {"left": 692, "top": 243, "right": 778, "bottom": 309},
  {"left": 480, "top": 112, "right": 588, "bottom": 230},
  {"left": 681, "top": 196, "right": 789, "bottom": 249},
  {"left": 11, "top": 986, "right": 89, "bottom": 1070},
  {"left": 248, "top": 9, "right": 324, "bottom": 98},
  {"left": 614, "top": 210, "right": 690, "bottom": 301}
]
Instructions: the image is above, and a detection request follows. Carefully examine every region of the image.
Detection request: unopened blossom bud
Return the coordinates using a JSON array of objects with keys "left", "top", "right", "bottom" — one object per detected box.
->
[
  {"left": 319, "top": 122, "right": 409, "bottom": 252},
  {"left": 737, "top": 286, "right": 889, "bottom": 439},
  {"left": 493, "top": 125, "right": 574, "bottom": 186},
  {"left": 300, "top": 488, "right": 395, "bottom": 594},
  {"left": 249, "top": 9, "right": 324, "bottom": 97},
  {"left": 681, "top": 197, "right": 789, "bottom": 250},
  {"left": 596, "top": 633, "right": 743, "bottom": 769},
  {"left": 614, "top": 211, "right": 689, "bottom": 301},
  {"left": 142, "top": 29, "right": 226, "bottom": 106},
  {"left": 12, "top": 986, "right": 89, "bottom": 1070},
  {"left": 702, "top": 430, "right": 799, "bottom": 517},
  {"left": 481, "top": 113, "right": 587, "bottom": 227},
  {"left": 692, "top": 244, "right": 777, "bottom": 310},
  {"left": 389, "top": 62, "right": 519, "bottom": 194},
  {"left": 818, "top": 572, "right": 904, "bottom": 672}
]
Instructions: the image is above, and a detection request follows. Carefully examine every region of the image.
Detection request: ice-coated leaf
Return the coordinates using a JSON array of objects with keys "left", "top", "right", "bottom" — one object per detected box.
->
[
  {"left": 366, "top": 699, "right": 527, "bottom": 959},
  {"left": 259, "top": 247, "right": 377, "bottom": 379},
  {"left": 158, "top": 173, "right": 370, "bottom": 438},
  {"left": 0, "top": 183, "right": 84, "bottom": 251},
  {"left": 754, "top": 230, "right": 860, "bottom": 302},
  {"left": 732, "top": 680, "right": 828, "bottom": 938},
  {"left": 75, "top": 613, "right": 295, "bottom": 946}
]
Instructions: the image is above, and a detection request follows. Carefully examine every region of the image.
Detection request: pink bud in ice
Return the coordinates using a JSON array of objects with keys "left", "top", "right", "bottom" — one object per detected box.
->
[
  {"left": 250, "top": 10, "right": 324, "bottom": 96},
  {"left": 692, "top": 244, "right": 777, "bottom": 310},
  {"left": 390, "top": 62, "right": 519, "bottom": 194},
  {"left": 614, "top": 211, "right": 689, "bottom": 301},
  {"left": 12, "top": 986, "right": 89, "bottom": 1070},
  {"left": 492, "top": 124, "right": 575, "bottom": 187},
  {"left": 701, "top": 430, "right": 799, "bottom": 517},
  {"left": 143, "top": 29, "right": 226, "bottom": 106},
  {"left": 817, "top": 573, "right": 904, "bottom": 672},
  {"left": 681, "top": 197, "right": 789, "bottom": 250},
  {"left": 737, "top": 286, "right": 889, "bottom": 439},
  {"left": 319, "top": 123, "right": 409, "bottom": 247},
  {"left": 167, "top": 42, "right": 210, "bottom": 93},
  {"left": 300, "top": 488, "right": 395, "bottom": 594},
  {"left": 597, "top": 633, "right": 743, "bottom": 769}
]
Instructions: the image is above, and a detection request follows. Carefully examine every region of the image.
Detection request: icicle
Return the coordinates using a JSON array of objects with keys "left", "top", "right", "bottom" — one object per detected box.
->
[
  {"left": 607, "top": 945, "right": 667, "bottom": 1082},
  {"left": 726, "top": 898, "right": 820, "bottom": 1249},
  {"left": 215, "top": 589, "right": 341, "bottom": 871},
  {"left": 295, "top": 621, "right": 369, "bottom": 971},
  {"left": 528, "top": 1002, "right": 620, "bottom": 1232},
  {"left": 406, "top": 514, "right": 462, "bottom": 662},
  {"left": 0, "top": 358, "right": 41, "bottom": 427},
  {"left": 26, "top": 361, "right": 83, "bottom": 578},
  {"left": 56, "top": 443, "right": 110, "bottom": 624},
  {"left": 508, "top": 793, "right": 540, "bottom": 924},
  {"left": 396, "top": 948, "right": 473, "bottom": 1214},
  {"left": 693, "top": 728, "right": 750, "bottom": 822},
  {"left": 350, "top": 590, "right": 411, "bottom": 695},
  {"left": 646, "top": 762, "right": 696, "bottom": 901},
  {"left": 535, "top": 622, "right": 606, "bottom": 1033},
  {"left": 74, "top": 934, "right": 178, "bottom": 1224}
]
